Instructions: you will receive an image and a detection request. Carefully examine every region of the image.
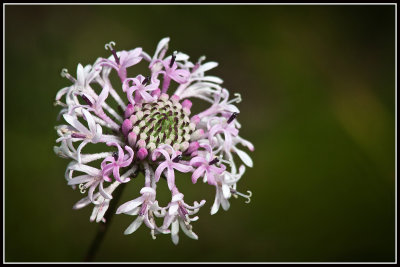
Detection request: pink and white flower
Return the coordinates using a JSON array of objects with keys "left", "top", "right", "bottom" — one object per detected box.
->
[{"left": 54, "top": 37, "right": 253, "bottom": 244}]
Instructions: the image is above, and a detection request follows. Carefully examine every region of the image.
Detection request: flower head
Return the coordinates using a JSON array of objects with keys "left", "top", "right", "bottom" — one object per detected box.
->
[{"left": 54, "top": 38, "right": 254, "bottom": 244}]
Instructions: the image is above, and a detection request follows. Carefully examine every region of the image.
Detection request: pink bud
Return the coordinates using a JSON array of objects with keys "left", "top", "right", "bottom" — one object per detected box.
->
[
  {"left": 191, "top": 115, "right": 200, "bottom": 125},
  {"left": 182, "top": 99, "right": 192, "bottom": 110},
  {"left": 124, "top": 103, "right": 135, "bottom": 118},
  {"left": 151, "top": 88, "right": 161, "bottom": 98},
  {"left": 137, "top": 147, "right": 148, "bottom": 160},
  {"left": 128, "top": 132, "right": 137, "bottom": 147},
  {"left": 137, "top": 139, "right": 146, "bottom": 148},
  {"left": 122, "top": 119, "right": 133, "bottom": 136},
  {"left": 186, "top": 141, "right": 199, "bottom": 154},
  {"left": 170, "top": 94, "right": 180, "bottom": 103}
]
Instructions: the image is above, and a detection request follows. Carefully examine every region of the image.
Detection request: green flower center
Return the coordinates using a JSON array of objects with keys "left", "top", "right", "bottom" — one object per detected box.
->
[{"left": 130, "top": 97, "right": 195, "bottom": 152}]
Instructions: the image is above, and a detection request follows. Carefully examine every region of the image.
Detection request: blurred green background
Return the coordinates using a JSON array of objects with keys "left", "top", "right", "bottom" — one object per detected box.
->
[{"left": 5, "top": 4, "right": 395, "bottom": 262}]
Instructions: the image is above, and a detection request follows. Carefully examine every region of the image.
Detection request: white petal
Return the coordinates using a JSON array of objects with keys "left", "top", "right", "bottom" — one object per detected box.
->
[
  {"left": 67, "top": 175, "right": 93, "bottom": 185},
  {"left": 82, "top": 109, "right": 96, "bottom": 134},
  {"left": 179, "top": 220, "right": 198, "bottom": 240},
  {"left": 222, "top": 184, "right": 231, "bottom": 199},
  {"left": 124, "top": 216, "right": 144, "bottom": 235},
  {"left": 168, "top": 203, "right": 179, "bottom": 216},
  {"left": 176, "top": 52, "right": 189, "bottom": 61},
  {"left": 210, "top": 194, "right": 221, "bottom": 215},
  {"left": 197, "top": 62, "right": 218, "bottom": 73},
  {"left": 235, "top": 148, "right": 253, "bottom": 167},
  {"left": 171, "top": 220, "right": 179, "bottom": 245},
  {"left": 116, "top": 196, "right": 144, "bottom": 214},
  {"left": 96, "top": 201, "right": 110, "bottom": 222},
  {"left": 153, "top": 37, "right": 170, "bottom": 60},
  {"left": 63, "top": 114, "right": 89, "bottom": 135},
  {"left": 221, "top": 196, "right": 230, "bottom": 211}
]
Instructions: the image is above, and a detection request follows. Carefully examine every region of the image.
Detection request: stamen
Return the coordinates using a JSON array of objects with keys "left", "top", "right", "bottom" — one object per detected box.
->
[
  {"left": 178, "top": 202, "right": 188, "bottom": 217},
  {"left": 172, "top": 154, "right": 182, "bottom": 163},
  {"left": 139, "top": 202, "right": 148, "bottom": 216},
  {"left": 151, "top": 229, "right": 156, "bottom": 240},
  {"left": 231, "top": 189, "right": 252, "bottom": 204},
  {"left": 81, "top": 94, "right": 93, "bottom": 107},
  {"left": 192, "top": 55, "right": 206, "bottom": 73},
  {"left": 72, "top": 133, "right": 87, "bottom": 139},
  {"left": 208, "top": 157, "right": 219, "bottom": 165},
  {"left": 112, "top": 151, "right": 118, "bottom": 160},
  {"left": 218, "top": 155, "right": 232, "bottom": 166},
  {"left": 228, "top": 93, "right": 242, "bottom": 104},
  {"left": 78, "top": 183, "right": 86, "bottom": 194},
  {"left": 169, "top": 51, "right": 177, "bottom": 68},
  {"left": 142, "top": 75, "right": 150, "bottom": 85},
  {"left": 227, "top": 112, "right": 238, "bottom": 124},
  {"left": 104, "top": 41, "right": 120, "bottom": 65},
  {"left": 53, "top": 100, "right": 67, "bottom": 107},
  {"left": 60, "top": 68, "right": 76, "bottom": 82}
]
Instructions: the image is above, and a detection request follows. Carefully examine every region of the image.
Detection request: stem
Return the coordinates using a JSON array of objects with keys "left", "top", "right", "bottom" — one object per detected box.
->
[{"left": 83, "top": 183, "right": 127, "bottom": 262}]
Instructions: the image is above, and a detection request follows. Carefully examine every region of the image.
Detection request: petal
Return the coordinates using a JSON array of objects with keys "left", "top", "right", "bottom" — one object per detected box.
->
[
  {"left": 153, "top": 37, "right": 170, "bottom": 60},
  {"left": 154, "top": 162, "right": 168, "bottom": 182},
  {"left": 221, "top": 196, "right": 231, "bottom": 211},
  {"left": 63, "top": 114, "right": 89, "bottom": 135},
  {"left": 76, "top": 64, "right": 85, "bottom": 85},
  {"left": 179, "top": 220, "right": 198, "bottom": 240},
  {"left": 167, "top": 167, "right": 175, "bottom": 190},
  {"left": 196, "top": 62, "right": 218, "bottom": 73},
  {"left": 170, "top": 69, "right": 190, "bottom": 84},
  {"left": 190, "top": 156, "right": 207, "bottom": 166},
  {"left": 81, "top": 109, "right": 96, "bottom": 133},
  {"left": 210, "top": 190, "right": 221, "bottom": 215},
  {"left": 222, "top": 184, "right": 231, "bottom": 199},
  {"left": 168, "top": 203, "right": 179, "bottom": 216},
  {"left": 67, "top": 175, "right": 93, "bottom": 185},
  {"left": 191, "top": 166, "right": 205, "bottom": 184},
  {"left": 124, "top": 216, "right": 144, "bottom": 235},
  {"left": 116, "top": 196, "right": 145, "bottom": 214},
  {"left": 171, "top": 220, "right": 179, "bottom": 245},
  {"left": 99, "top": 182, "right": 112, "bottom": 199},
  {"left": 235, "top": 147, "right": 253, "bottom": 167},
  {"left": 97, "top": 84, "right": 109, "bottom": 106},
  {"left": 140, "top": 91, "right": 155, "bottom": 102},
  {"left": 76, "top": 140, "right": 89, "bottom": 163},
  {"left": 173, "top": 163, "right": 193, "bottom": 173},
  {"left": 96, "top": 200, "right": 110, "bottom": 222}
]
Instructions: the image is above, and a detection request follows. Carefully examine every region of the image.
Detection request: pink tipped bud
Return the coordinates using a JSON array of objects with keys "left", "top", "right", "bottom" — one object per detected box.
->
[
  {"left": 128, "top": 132, "right": 137, "bottom": 147},
  {"left": 170, "top": 94, "right": 180, "bottom": 103},
  {"left": 190, "top": 129, "right": 204, "bottom": 141},
  {"left": 191, "top": 115, "right": 200, "bottom": 125},
  {"left": 122, "top": 119, "right": 133, "bottom": 136},
  {"left": 124, "top": 103, "right": 135, "bottom": 118},
  {"left": 151, "top": 88, "right": 161, "bottom": 98},
  {"left": 130, "top": 114, "right": 138, "bottom": 125},
  {"left": 160, "top": 93, "right": 169, "bottom": 101},
  {"left": 182, "top": 99, "right": 192, "bottom": 110},
  {"left": 137, "top": 139, "right": 146, "bottom": 148},
  {"left": 137, "top": 147, "right": 148, "bottom": 160},
  {"left": 186, "top": 141, "right": 199, "bottom": 154}
]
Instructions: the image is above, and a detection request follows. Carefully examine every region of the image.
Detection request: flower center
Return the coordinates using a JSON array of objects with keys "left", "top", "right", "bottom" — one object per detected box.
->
[{"left": 128, "top": 97, "right": 195, "bottom": 154}]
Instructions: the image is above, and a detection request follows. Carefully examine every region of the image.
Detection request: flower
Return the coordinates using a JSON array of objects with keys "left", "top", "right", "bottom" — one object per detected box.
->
[
  {"left": 161, "top": 187, "right": 206, "bottom": 245},
  {"left": 54, "top": 37, "right": 254, "bottom": 244},
  {"left": 99, "top": 42, "right": 143, "bottom": 82},
  {"left": 190, "top": 143, "right": 226, "bottom": 186},
  {"left": 152, "top": 144, "right": 193, "bottom": 190},
  {"left": 122, "top": 74, "right": 160, "bottom": 104},
  {"left": 101, "top": 142, "right": 134, "bottom": 183}
]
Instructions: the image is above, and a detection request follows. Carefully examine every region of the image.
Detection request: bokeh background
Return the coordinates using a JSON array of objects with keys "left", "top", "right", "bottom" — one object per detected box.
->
[{"left": 5, "top": 4, "right": 396, "bottom": 262}]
